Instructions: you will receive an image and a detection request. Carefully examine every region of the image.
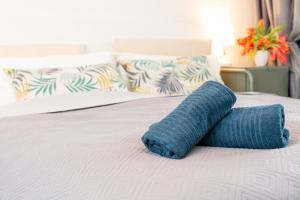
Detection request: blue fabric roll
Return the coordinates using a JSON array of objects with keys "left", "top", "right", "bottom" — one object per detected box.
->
[
  {"left": 200, "top": 104, "right": 290, "bottom": 149},
  {"left": 142, "top": 81, "right": 236, "bottom": 159}
]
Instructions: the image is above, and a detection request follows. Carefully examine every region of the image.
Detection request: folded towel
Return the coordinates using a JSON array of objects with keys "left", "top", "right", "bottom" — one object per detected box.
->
[
  {"left": 200, "top": 104, "right": 290, "bottom": 149},
  {"left": 142, "top": 81, "right": 236, "bottom": 159}
]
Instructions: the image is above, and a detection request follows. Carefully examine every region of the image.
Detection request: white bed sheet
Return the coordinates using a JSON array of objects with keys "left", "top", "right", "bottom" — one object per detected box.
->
[{"left": 0, "top": 91, "right": 160, "bottom": 118}]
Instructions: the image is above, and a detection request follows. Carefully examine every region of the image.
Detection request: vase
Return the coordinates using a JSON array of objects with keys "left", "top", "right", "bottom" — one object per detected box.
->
[{"left": 254, "top": 50, "right": 269, "bottom": 67}]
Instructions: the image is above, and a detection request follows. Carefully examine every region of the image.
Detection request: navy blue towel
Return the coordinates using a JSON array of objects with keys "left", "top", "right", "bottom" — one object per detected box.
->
[
  {"left": 142, "top": 81, "right": 236, "bottom": 159},
  {"left": 200, "top": 104, "right": 290, "bottom": 149}
]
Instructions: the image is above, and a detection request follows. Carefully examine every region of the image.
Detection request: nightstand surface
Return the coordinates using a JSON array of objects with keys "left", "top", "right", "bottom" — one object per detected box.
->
[{"left": 221, "top": 66, "right": 289, "bottom": 97}]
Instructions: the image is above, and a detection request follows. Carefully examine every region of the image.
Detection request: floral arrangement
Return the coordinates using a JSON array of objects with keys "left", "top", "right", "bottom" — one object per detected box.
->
[{"left": 237, "top": 19, "right": 289, "bottom": 63}]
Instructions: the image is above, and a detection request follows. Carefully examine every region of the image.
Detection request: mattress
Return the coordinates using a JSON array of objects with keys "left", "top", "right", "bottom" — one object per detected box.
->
[{"left": 0, "top": 93, "right": 300, "bottom": 200}]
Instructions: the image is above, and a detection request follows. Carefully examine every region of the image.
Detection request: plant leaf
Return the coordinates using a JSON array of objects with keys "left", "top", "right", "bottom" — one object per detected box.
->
[
  {"left": 28, "top": 77, "right": 57, "bottom": 96},
  {"left": 64, "top": 76, "right": 98, "bottom": 93}
]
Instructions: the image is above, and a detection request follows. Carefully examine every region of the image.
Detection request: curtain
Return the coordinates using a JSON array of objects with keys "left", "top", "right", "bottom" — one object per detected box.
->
[
  {"left": 289, "top": 1, "right": 300, "bottom": 98},
  {"left": 255, "top": 0, "right": 300, "bottom": 98}
]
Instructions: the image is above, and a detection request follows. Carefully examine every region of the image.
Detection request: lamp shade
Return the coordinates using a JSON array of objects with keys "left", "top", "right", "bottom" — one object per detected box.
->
[
  {"left": 213, "top": 24, "right": 235, "bottom": 46},
  {"left": 211, "top": 24, "right": 235, "bottom": 65}
]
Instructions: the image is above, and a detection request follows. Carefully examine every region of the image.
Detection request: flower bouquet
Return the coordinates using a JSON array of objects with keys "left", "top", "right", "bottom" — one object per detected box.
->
[{"left": 237, "top": 19, "right": 289, "bottom": 66}]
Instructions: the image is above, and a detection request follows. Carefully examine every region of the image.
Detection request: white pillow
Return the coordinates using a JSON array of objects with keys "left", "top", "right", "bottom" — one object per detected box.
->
[
  {"left": 0, "top": 71, "right": 15, "bottom": 106},
  {"left": 115, "top": 53, "right": 222, "bottom": 70},
  {"left": 116, "top": 53, "right": 223, "bottom": 96},
  {"left": 115, "top": 53, "right": 223, "bottom": 86},
  {"left": 206, "top": 55, "right": 222, "bottom": 82},
  {"left": 0, "top": 52, "right": 114, "bottom": 106}
]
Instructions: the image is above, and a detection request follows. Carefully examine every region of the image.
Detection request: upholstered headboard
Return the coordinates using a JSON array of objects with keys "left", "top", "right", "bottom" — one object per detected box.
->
[
  {"left": 0, "top": 44, "right": 86, "bottom": 58},
  {"left": 114, "top": 39, "right": 212, "bottom": 56}
]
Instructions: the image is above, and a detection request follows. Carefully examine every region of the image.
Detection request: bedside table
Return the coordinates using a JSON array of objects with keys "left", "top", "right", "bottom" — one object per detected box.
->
[{"left": 221, "top": 66, "right": 290, "bottom": 97}]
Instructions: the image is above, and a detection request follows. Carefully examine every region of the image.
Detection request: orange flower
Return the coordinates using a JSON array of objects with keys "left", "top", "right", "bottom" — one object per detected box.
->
[
  {"left": 270, "top": 49, "right": 279, "bottom": 61},
  {"left": 278, "top": 36, "right": 289, "bottom": 54},
  {"left": 258, "top": 19, "right": 264, "bottom": 28},
  {"left": 279, "top": 35, "right": 286, "bottom": 41},
  {"left": 258, "top": 36, "right": 270, "bottom": 49},
  {"left": 279, "top": 55, "right": 287, "bottom": 63},
  {"left": 280, "top": 46, "right": 289, "bottom": 54},
  {"left": 247, "top": 35, "right": 253, "bottom": 41},
  {"left": 237, "top": 37, "right": 247, "bottom": 46},
  {"left": 247, "top": 28, "right": 256, "bottom": 36},
  {"left": 244, "top": 42, "right": 254, "bottom": 55},
  {"left": 270, "top": 37, "right": 289, "bottom": 63}
]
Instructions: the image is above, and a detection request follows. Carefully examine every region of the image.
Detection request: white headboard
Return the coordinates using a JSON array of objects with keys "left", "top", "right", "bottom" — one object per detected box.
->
[
  {"left": 0, "top": 44, "right": 86, "bottom": 58},
  {"left": 114, "top": 39, "right": 212, "bottom": 56}
]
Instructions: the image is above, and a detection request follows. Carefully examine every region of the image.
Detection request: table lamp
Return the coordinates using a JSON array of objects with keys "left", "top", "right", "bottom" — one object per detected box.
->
[{"left": 211, "top": 24, "right": 235, "bottom": 66}]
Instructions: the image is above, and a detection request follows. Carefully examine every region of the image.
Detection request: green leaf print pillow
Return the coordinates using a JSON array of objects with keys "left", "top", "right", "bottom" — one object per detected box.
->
[
  {"left": 118, "top": 56, "right": 223, "bottom": 96},
  {"left": 3, "top": 63, "right": 127, "bottom": 101}
]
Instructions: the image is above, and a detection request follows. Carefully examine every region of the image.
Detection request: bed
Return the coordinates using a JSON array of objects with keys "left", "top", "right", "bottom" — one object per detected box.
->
[{"left": 0, "top": 41, "right": 300, "bottom": 200}]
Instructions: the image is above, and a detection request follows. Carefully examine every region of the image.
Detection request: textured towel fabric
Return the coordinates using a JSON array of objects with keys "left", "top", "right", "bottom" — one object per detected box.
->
[
  {"left": 142, "top": 81, "right": 236, "bottom": 159},
  {"left": 200, "top": 104, "right": 290, "bottom": 149}
]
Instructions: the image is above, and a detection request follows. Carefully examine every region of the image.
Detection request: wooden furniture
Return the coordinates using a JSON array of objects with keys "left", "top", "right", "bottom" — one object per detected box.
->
[{"left": 221, "top": 66, "right": 290, "bottom": 97}]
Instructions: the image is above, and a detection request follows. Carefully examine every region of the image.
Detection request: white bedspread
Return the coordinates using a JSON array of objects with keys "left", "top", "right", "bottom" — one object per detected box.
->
[{"left": 0, "top": 93, "right": 300, "bottom": 200}]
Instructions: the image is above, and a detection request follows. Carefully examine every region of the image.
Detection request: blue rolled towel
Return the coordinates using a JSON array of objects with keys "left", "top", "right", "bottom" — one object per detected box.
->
[
  {"left": 142, "top": 81, "right": 236, "bottom": 159},
  {"left": 200, "top": 104, "right": 290, "bottom": 149}
]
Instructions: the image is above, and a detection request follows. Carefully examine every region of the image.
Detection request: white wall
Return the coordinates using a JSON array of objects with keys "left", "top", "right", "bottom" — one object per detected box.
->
[{"left": 0, "top": 0, "right": 255, "bottom": 64}]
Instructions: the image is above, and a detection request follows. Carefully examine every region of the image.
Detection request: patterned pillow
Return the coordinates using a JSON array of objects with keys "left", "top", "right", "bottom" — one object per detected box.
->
[
  {"left": 118, "top": 56, "right": 222, "bottom": 95},
  {"left": 3, "top": 63, "right": 127, "bottom": 101}
]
